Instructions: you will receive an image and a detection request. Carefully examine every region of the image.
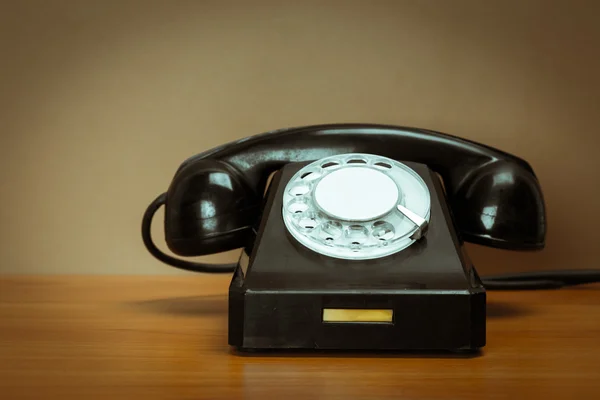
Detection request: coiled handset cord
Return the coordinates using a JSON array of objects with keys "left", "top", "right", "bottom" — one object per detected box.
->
[{"left": 142, "top": 195, "right": 600, "bottom": 289}]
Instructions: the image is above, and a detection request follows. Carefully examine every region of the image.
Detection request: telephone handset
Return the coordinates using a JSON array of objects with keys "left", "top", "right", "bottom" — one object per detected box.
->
[{"left": 142, "top": 123, "right": 546, "bottom": 273}]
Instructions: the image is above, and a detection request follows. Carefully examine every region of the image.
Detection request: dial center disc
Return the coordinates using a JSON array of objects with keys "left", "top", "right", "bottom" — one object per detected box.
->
[{"left": 314, "top": 166, "right": 399, "bottom": 222}]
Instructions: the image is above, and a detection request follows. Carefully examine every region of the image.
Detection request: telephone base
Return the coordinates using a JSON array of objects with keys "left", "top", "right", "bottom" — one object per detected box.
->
[{"left": 228, "top": 162, "right": 486, "bottom": 353}]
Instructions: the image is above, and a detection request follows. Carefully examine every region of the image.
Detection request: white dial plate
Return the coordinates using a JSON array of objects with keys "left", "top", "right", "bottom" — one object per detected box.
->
[{"left": 314, "top": 167, "right": 399, "bottom": 222}]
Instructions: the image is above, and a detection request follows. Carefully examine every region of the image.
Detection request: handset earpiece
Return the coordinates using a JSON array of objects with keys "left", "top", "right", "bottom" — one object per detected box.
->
[
  {"left": 164, "top": 158, "right": 261, "bottom": 256},
  {"left": 450, "top": 159, "right": 546, "bottom": 250},
  {"left": 142, "top": 159, "right": 261, "bottom": 273}
]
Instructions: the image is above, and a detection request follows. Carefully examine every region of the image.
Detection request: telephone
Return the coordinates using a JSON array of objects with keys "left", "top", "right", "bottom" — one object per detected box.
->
[{"left": 141, "top": 123, "right": 593, "bottom": 352}]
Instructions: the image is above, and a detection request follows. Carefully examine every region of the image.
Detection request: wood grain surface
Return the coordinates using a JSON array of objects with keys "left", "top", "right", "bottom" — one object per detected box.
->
[{"left": 1, "top": 276, "right": 599, "bottom": 399}]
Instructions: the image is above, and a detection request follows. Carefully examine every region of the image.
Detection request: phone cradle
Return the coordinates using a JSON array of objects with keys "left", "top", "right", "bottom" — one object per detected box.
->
[{"left": 228, "top": 159, "right": 486, "bottom": 353}]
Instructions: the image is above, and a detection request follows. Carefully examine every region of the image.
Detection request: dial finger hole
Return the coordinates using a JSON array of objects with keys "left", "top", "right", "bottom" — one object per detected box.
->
[
  {"left": 321, "top": 161, "right": 341, "bottom": 169},
  {"left": 300, "top": 170, "right": 322, "bottom": 181},
  {"left": 374, "top": 161, "right": 392, "bottom": 169},
  {"left": 346, "top": 158, "right": 367, "bottom": 165},
  {"left": 345, "top": 225, "right": 369, "bottom": 242},
  {"left": 321, "top": 220, "right": 343, "bottom": 238},
  {"left": 372, "top": 221, "right": 395, "bottom": 241},
  {"left": 287, "top": 200, "right": 309, "bottom": 214},
  {"left": 298, "top": 216, "right": 319, "bottom": 230},
  {"left": 288, "top": 183, "right": 310, "bottom": 196}
]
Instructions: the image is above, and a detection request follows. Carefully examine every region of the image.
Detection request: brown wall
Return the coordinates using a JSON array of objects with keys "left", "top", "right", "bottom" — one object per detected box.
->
[{"left": 0, "top": 0, "right": 598, "bottom": 275}]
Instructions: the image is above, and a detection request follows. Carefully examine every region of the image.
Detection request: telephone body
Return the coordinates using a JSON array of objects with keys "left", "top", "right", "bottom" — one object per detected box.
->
[{"left": 142, "top": 124, "right": 546, "bottom": 352}]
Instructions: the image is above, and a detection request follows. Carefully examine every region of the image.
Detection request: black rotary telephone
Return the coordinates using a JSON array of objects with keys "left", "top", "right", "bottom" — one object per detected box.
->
[{"left": 142, "top": 123, "right": 599, "bottom": 352}]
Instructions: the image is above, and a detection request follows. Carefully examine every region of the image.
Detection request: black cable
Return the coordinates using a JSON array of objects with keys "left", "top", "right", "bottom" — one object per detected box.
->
[
  {"left": 141, "top": 193, "right": 237, "bottom": 274},
  {"left": 482, "top": 270, "right": 600, "bottom": 290},
  {"left": 482, "top": 279, "right": 566, "bottom": 290}
]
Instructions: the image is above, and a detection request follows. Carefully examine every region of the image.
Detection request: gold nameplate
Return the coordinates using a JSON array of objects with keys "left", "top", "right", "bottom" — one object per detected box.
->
[{"left": 322, "top": 308, "right": 393, "bottom": 323}]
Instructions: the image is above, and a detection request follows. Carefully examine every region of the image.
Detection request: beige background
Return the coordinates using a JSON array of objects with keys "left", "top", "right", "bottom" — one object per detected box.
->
[{"left": 0, "top": 0, "right": 598, "bottom": 275}]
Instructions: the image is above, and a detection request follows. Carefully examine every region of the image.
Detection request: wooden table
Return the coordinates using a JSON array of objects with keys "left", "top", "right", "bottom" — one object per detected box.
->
[{"left": 1, "top": 276, "right": 599, "bottom": 399}]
